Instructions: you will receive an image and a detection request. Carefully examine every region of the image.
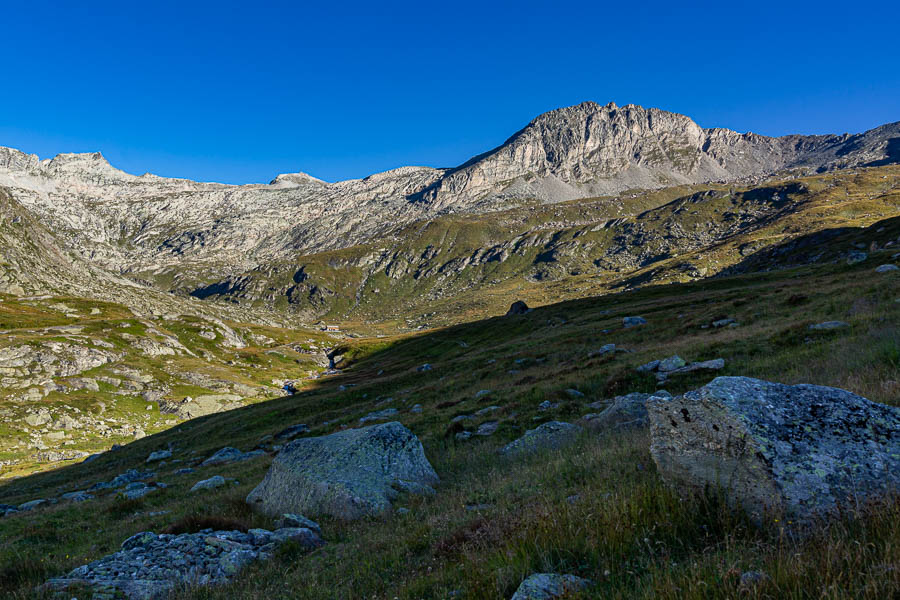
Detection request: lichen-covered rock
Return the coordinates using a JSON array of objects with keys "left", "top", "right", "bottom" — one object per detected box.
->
[
  {"left": 647, "top": 376, "right": 900, "bottom": 523},
  {"left": 246, "top": 421, "right": 439, "bottom": 520},
  {"left": 499, "top": 421, "right": 582, "bottom": 457},
  {"left": 510, "top": 573, "right": 592, "bottom": 599},
  {"left": 43, "top": 527, "right": 322, "bottom": 599}
]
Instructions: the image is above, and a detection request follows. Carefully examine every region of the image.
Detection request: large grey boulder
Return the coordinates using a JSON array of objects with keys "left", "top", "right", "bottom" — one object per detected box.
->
[
  {"left": 510, "top": 573, "right": 591, "bottom": 599},
  {"left": 499, "top": 421, "right": 582, "bottom": 457},
  {"left": 246, "top": 422, "right": 439, "bottom": 520},
  {"left": 647, "top": 376, "right": 900, "bottom": 523}
]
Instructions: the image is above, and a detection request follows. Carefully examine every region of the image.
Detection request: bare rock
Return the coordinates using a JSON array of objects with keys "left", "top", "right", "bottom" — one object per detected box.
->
[{"left": 647, "top": 376, "right": 900, "bottom": 524}]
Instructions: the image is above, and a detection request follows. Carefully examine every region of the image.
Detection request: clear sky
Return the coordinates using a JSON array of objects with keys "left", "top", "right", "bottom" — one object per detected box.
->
[{"left": 1, "top": 0, "right": 898, "bottom": 184}]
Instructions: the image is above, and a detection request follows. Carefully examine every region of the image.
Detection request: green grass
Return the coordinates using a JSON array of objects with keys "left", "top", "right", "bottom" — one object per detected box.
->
[{"left": 0, "top": 247, "right": 898, "bottom": 597}]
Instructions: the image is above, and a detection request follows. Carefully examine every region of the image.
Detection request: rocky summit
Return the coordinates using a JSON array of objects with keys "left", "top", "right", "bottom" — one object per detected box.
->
[{"left": 0, "top": 100, "right": 899, "bottom": 600}]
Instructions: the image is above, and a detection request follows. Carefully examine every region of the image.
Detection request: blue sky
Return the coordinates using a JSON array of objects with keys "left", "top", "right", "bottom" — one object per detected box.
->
[{"left": 1, "top": 1, "right": 898, "bottom": 184}]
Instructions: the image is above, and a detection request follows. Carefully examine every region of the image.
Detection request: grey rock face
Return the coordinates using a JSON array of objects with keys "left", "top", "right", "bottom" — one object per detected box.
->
[
  {"left": 246, "top": 421, "right": 439, "bottom": 520},
  {"left": 499, "top": 421, "right": 582, "bottom": 457},
  {"left": 510, "top": 573, "right": 592, "bottom": 599},
  {"left": 647, "top": 376, "right": 900, "bottom": 523}
]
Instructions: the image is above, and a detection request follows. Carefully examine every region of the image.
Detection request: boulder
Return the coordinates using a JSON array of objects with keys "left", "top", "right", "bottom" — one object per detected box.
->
[
  {"left": 146, "top": 450, "right": 171, "bottom": 463},
  {"left": 191, "top": 476, "right": 226, "bottom": 492},
  {"left": 359, "top": 408, "right": 399, "bottom": 424},
  {"left": 846, "top": 251, "right": 867, "bottom": 265},
  {"left": 506, "top": 301, "right": 530, "bottom": 316},
  {"left": 201, "top": 447, "right": 265, "bottom": 467},
  {"left": 875, "top": 264, "right": 899, "bottom": 273},
  {"left": 809, "top": 321, "right": 850, "bottom": 331},
  {"left": 623, "top": 316, "right": 647, "bottom": 328},
  {"left": 499, "top": 421, "right": 582, "bottom": 457},
  {"left": 647, "top": 376, "right": 900, "bottom": 524},
  {"left": 246, "top": 422, "right": 439, "bottom": 520},
  {"left": 510, "top": 573, "right": 592, "bottom": 599},
  {"left": 274, "top": 424, "right": 309, "bottom": 441},
  {"left": 658, "top": 355, "right": 686, "bottom": 372}
]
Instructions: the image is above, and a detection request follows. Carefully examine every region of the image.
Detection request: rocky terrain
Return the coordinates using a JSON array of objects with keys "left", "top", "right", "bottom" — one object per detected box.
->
[
  {"left": 0, "top": 102, "right": 898, "bottom": 598},
  {"left": 0, "top": 244, "right": 897, "bottom": 598},
  {"left": 0, "top": 102, "right": 897, "bottom": 321}
]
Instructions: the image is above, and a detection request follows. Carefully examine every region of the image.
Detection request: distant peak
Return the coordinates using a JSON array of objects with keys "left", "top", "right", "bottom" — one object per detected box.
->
[{"left": 269, "top": 172, "right": 327, "bottom": 187}]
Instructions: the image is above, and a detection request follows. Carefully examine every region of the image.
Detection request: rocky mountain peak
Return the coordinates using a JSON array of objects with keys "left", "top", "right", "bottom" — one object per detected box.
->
[{"left": 269, "top": 172, "right": 328, "bottom": 188}]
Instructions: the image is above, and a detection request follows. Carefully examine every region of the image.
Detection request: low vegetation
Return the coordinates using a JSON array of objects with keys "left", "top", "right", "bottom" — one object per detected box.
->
[{"left": 1, "top": 233, "right": 898, "bottom": 597}]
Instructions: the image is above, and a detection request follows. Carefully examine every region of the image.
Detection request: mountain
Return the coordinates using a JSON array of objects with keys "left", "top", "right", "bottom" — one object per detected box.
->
[{"left": 0, "top": 101, "right": 898, "bottom": 322}]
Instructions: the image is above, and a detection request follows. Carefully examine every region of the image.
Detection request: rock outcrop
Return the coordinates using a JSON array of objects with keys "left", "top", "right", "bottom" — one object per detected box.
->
[
  {"left": 647, "top": 376, "right": 900, "bottom": 523},
  {"left": 44, "top": 526, "right": 323, "bottom": 599},
  {"left": 246, "top": 422, "right": 439, "bottom": 519}
]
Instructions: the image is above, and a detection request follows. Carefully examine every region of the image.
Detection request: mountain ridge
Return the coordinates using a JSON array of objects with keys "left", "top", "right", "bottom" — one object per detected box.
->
[{"left": 0, "top": 101, "right": 897, "bottom": 314}]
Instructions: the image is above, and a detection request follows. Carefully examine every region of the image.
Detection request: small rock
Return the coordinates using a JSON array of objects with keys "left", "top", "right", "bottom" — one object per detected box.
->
[
  {"left": 475, "top": 421, "right": 499, "bottom": 436},
  {"left": 511, "top": 573, "right": 592, "bottom": 599},
  {"left": 740, "top": 571, "right": 770, "bottom": 587},
  {"left": 417, "top": 363, "right": 432, "bottom": 372},
  {"left": 146, "top": 450, "right": 172, "bottom": 463},
  {"left": 875, "top": 264, "right": 899, "bottom": 273},
  {"left": 191, "top": 476, "right": 226, "bottom": 492},
  {"left": 588, "top": 344, "right": 616, "bottom": 358},
  {"left": 500, "top": 421, "right": 582, "bottom": 457},
  {"left": 808, "top": 321, "right": 850, "bottom": 331},
  {"left": 275, "top": 513, "right": 321, "bottom": 535},
  {"left": 623, "top": 316, "right": 647, "bottom": 328},
  {"left": 564, "top": 389, "right": 585, "bottom": 399},
  {"left": 61, "top": 491, "right": 93, "bottom": 502},
  {"left": 712, "top": 318, "right": 737, "bottom": 328},
  {"left": 658, "top": 355, "right": 686, "bottom": 372},
  {"left": 846, "top": 250, "right": 868, "bottom": 265},
  {"left": 359, "top": 408, "right": 399, "bottom": 424},
  {"left": 274, "top": 424, "right": 309, "bottom": 441}
]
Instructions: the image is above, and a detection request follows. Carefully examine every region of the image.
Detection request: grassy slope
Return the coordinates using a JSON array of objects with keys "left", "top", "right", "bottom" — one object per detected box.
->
[
  {"left": 0, "top": 242, "right": 898, "bottom": 598},
  {"left": 0, "top": 296, "right": 336, "bottom": 478},
  {"left": 194, "top": 166, "right": 900, "bottom": 335}
]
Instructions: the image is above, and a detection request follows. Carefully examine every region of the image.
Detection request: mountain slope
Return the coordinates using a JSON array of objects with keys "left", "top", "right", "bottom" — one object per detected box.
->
[{"left": 0, "top": 102, "right": 897, "bottom": 297}]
